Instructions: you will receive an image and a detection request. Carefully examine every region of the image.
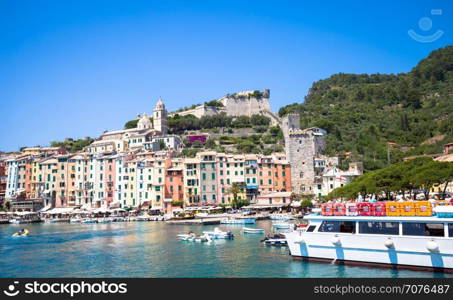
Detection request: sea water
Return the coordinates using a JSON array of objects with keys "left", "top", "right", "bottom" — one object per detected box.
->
[{"left": 1, "top": 220, "right": 452, "bottom": 278}]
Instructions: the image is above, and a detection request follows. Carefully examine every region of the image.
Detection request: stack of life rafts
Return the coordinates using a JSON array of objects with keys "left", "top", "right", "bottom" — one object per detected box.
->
[{"left": 320, "top": 200, "right": 453, "bottom": 217}]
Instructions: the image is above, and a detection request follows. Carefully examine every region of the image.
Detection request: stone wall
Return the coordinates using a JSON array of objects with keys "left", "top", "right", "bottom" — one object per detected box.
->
[
  {"left": 220, "top": 89, "right": 271, "bottom": 117},
  {"left": 169, "top": 89, "right": 275, "bottom": 121}
]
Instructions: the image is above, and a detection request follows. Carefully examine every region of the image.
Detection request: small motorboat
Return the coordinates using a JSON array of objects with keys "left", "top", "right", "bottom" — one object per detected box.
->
[
  {"left": 269, "top": 213, "right": 294, "bottom": 221},
  {"left": 203, "top": 227, "right": 234, "bottom": 239},
  {"left": 69, "top": 218, "right": 82, "bottom": 223},
  {"left": 81, "top": 218, "right": 97, "bottom": 224},
  {"left": 97, "top": 218, "right": 113, "bottom": 223},
  {"left": 220, "top": 218, "right": 256, "bottom": 225},
  {"left": 12, "top": 229, "right": 29, "bottom": 237},
  {"left": 177, "top": 232, "right": 211, "bottom": 243},
  {"left": 272, "top": 222, "right": 293, "bottom": 230},
  {"left": 261, "top": 233, "right": 287, "bottom": 246},
  {"left": 242, "top": 227, "right": 265, "bottom": 234}
]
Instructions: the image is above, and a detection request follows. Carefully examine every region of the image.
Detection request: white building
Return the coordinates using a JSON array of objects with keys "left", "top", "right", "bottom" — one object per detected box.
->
[
  {"left": 318, "top": 162, "right": 363, "bottom": 197},
  {"left": 5, "top": 157, "right": 18, "bottom": 199},
  {"left": 85, "top": 98, "right": 169, "bottom": 154}
]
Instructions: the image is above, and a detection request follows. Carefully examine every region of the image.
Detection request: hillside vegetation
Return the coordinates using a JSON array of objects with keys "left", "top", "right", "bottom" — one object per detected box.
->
[{"left": 279, "top": 46, "right": 453, "bottom": 171}]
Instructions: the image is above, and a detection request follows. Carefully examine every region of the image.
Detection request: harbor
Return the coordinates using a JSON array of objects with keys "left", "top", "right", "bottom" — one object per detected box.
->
[{"left": 1, "top": 219, "right": 452, "bottom": 278}]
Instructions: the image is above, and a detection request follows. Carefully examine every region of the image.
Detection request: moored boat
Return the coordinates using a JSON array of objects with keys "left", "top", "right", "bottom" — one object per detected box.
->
[
  {"left": 242, "top": 227, "right": 265, "bottom": 234},
  {"left": 261, "top": 233, "right": 287, "bottom": 246},
  {"left": 203, "top": 227, "right": 234, "bottom": 239},
  {"left": 177, "top": 232, "right": 211, "bottom": 243},
  {"left": 81, "top": 218, "right": 97, "bottom": 224},
  {"left": 220, "top": 218, "right": 256, "bottom": 225},
  {"left": 285, "top": 213, "right": 453, "bottom": 273},
  {"left": 269, "top": 213, "right": 294, "bottom": 221},
  {"left": 272, "top": 222, "right": 293, "bottom": 230}
]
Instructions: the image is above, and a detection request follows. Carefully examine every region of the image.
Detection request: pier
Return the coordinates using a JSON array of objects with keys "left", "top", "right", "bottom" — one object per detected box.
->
[{"left": 165, "top": 218, "right": 222, "bottom": 225}]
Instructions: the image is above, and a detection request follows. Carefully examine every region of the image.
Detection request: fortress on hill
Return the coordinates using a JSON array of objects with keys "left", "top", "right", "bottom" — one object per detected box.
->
[{"left": 170, "top": 89, "right": 280, "bottom": 125}]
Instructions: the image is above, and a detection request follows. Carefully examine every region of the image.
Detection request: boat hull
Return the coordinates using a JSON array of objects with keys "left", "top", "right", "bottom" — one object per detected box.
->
[{"left": 285, "top": 230, "right": 453, "bottom": 273}]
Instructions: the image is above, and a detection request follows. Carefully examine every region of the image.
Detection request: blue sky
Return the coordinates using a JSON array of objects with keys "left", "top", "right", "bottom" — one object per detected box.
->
[{"left": 1, "top": 0, "right": 452, "bottom": 152}]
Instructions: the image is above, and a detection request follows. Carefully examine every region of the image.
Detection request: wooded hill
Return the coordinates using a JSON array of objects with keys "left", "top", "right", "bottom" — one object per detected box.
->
[{"left": 279, "top": 46, "right": 453, "bottom": 171}]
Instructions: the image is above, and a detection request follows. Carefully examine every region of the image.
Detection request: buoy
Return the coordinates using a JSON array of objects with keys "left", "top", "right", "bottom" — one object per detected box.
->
[
  {"left": 426, "top": 240, "right": 439, "bottom": 252},
  {"left": 331, "top": 235, "right": 341, "bottom": 246},
  {"left": 384, "top": 238, "right": 394, "bottom": 249}
]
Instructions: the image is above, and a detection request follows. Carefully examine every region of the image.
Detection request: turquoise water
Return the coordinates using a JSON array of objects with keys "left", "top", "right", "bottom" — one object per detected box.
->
[{"left": 1, "top": 220, "right": 452, "bottom": 278}]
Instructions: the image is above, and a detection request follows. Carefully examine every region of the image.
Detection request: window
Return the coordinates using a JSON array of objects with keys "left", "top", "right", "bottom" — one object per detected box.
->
[
  {"left": 359, "top": 222, "right": 399, "bottom": 235},
  {"left": 319, "top": 221, "right": 355, "bottom": 233},
  {"left": 307, "top": 225, "right": 316, "bottom": 232},
  {"left": 402, "top": 223, "right": 444, "bottom": 237},
  {"left": 449, "top": 224, "right": 453, "bottom": 237}
]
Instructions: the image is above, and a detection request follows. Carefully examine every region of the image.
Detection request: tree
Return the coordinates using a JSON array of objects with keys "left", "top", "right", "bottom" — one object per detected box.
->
[
  {"left": 124, "top": 119, "right": 138, "bottom": 129},
  {"left": 301, "top": 199, "right": 313, "bottom": 213},
  {"left": 158, "top": 140, "right": 166, "bottom": 150},
  {"left": 226, "top": 182, "right": 245, "bottom": 209},
  {"left": 2, "top": 200, "right": 11, "bottom": 211}
]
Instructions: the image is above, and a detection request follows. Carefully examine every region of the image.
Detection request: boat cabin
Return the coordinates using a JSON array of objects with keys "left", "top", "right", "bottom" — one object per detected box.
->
[{"left": 303, "top": 215, "right": 453, "bottom": 238}]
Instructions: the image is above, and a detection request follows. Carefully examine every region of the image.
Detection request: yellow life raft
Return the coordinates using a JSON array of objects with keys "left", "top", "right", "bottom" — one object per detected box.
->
[{"left": 12, "top": 229, "right": 29, "bottom": 237}]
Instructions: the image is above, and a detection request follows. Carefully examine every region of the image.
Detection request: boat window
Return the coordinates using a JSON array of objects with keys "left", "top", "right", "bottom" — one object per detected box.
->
[
  {"left": 359, "top": 222, "right": 399, "bottom": 235},
  {"left": 307, "top": 225, "right": 316, "bottom": 232},
  {"left": 449, "top": 224, "right": 453, "bottom": 237},
  {"left": 318, "top": 221, "right": 355, "bottom": 233},
  {"left": 402, "top": 223, "right": 445, "bottom": 237}
]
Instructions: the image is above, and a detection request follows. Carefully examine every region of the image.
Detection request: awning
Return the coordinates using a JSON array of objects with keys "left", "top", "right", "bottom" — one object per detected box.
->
[
  {"left": 14, "top": 211, "right": 37, "bottom": 215},
  {"left": 150, "top": 206, "right": 163, "bottom": 210},
  {"left": 291, "top": 201, "right": 301, "bottom": 208},
  {"left": 43, "top": 207, "right": 75, "bottom": 214},
  {"left": 81, "top": 204, "right": 92, "bottom": 210},
  {"left": 243, "top": 203, "right": 287, "bottom": 209},
  {"left": 39, "top": 205, "right": 52, "bottom": 212}
]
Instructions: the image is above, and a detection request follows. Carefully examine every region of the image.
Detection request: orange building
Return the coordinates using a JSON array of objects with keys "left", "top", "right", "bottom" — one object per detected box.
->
[
  {"left": 164, "top": 167, "right": 184, "bottom": 213},
  {"left": 257, "top": 155, "right": 291, "bottom": 195}
]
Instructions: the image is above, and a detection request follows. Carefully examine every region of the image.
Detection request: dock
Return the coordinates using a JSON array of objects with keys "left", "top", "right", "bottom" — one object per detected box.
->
[{"left": 165, "top": 218, "right": 222, "bottom": 225}]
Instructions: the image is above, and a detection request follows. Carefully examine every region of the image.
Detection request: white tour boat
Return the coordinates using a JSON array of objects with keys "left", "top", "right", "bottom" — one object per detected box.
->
[{"left": 284, "top": 214, "right": 453, "bottom": 273}]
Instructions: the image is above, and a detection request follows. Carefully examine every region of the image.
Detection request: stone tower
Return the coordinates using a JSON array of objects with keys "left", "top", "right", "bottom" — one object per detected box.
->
[
  {"left": 281, "top": 113, "right": 327, "bottom": 195},
  {"left": 153, "top": 98, "right": 168, "bottom": 135}
]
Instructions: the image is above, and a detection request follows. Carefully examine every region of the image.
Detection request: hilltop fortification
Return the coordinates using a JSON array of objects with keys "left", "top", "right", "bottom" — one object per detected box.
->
[{"left": 171, "top": 89, "right": 279, "bottom": 125}]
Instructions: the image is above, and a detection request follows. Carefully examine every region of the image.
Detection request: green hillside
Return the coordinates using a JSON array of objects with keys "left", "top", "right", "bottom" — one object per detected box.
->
[{"left": 279, "top": 46, "right": 453, "bottom": 171}]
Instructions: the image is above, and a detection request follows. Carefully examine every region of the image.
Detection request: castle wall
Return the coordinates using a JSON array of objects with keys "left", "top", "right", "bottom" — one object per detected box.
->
[
  {"left": 171, "top": 89, "right": 273, "bottom": 120},
  {"left": 220, "top": 89, "right": 271, "bottom": 117}
]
